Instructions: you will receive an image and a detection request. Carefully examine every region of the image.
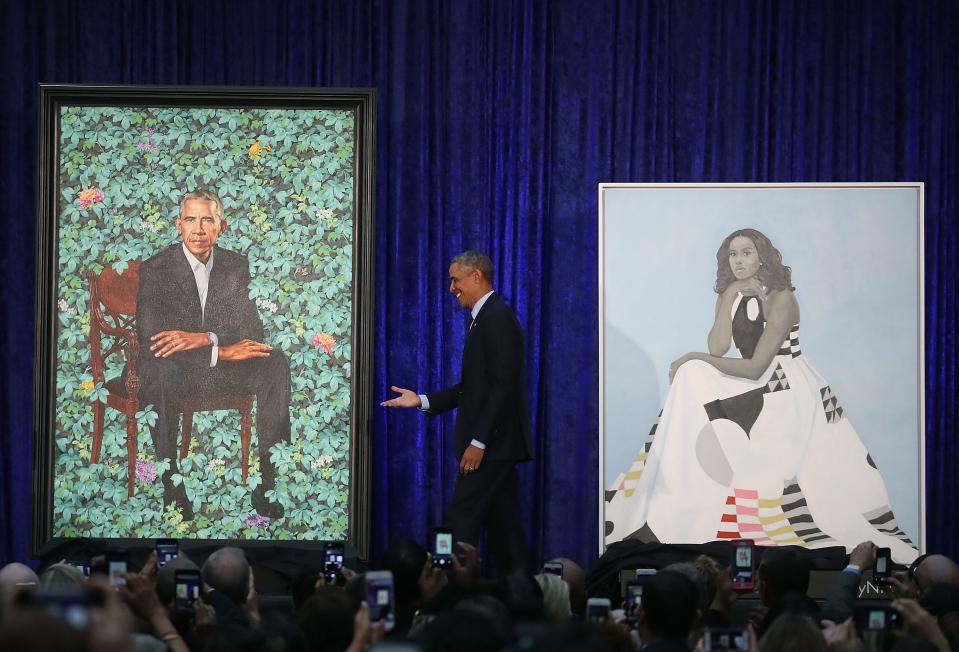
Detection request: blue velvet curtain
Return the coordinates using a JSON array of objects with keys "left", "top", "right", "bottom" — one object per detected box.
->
[{"left": 1, "top": 0, "right": 956, "bottom": 568}]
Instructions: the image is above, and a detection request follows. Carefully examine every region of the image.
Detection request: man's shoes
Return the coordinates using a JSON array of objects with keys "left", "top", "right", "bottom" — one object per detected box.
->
[
  {"left": 164, "top": 482, "right": 195, "bottom": 521},
  {"left": 251, "top": 484, "right": 285, "bottom": 520}
]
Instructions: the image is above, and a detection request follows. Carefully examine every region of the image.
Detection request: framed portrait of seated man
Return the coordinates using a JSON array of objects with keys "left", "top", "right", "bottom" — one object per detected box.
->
[{"left": 33, "top": 85, "right": 375, "bottom": 555}]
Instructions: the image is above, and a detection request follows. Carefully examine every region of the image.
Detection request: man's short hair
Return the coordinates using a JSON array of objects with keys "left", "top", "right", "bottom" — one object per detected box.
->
[
  {"left": 452, "top": 250, "right": 494, "bottom": 283},
  {"left": 759, "top": 548, "right": 811, "bottom": 598},
  {"left": 641, "top": 569, "right": 699, "bottom": 640},
  {"left": 201, "top": 547, "right": 250, "bottom": 605},
  {"left": 381, "top": 537, "right": 428, "bottom": 605},
  {"left": 179, "top": 189, "right": 224, "bottom": 219}
]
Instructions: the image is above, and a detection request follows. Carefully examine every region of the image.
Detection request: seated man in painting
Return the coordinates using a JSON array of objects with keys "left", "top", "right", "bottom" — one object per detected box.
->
[{"left": 136, "top": 189, "right": 289, "bottom": 520}]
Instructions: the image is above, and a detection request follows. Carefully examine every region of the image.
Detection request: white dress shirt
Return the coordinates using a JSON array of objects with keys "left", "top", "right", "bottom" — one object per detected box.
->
[{"left": 181, "top": 244, "right": 219, "bottom": 367}]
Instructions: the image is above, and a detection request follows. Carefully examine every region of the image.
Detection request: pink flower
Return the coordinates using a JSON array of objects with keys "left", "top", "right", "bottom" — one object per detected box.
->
[
  {"left": 135, "top": 128, "right": 159, "bottom": 153},
  {"left": 77, "top": 188, "right": 104, "bottom": 209},
  {"left": 244, "top": 513, "right": 271, "bottom": 528},
  {"left": 135, "top": 459, "right": 158, "bottom": 484},
  {"left": 312, "top": 333, "right": 336, "bottom": 356}
]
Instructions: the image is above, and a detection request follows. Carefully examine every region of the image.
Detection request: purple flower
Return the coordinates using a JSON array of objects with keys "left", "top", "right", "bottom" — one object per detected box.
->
[
  {"left": 135, "top": 459, "right": 158, "bottom": 484},
  {"left": 244, "top": 513, "right": 271, "bottom": 528}
]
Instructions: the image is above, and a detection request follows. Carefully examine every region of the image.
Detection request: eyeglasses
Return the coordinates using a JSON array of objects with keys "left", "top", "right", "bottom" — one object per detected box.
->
[{"left": 908, "top": 553, "right": 929, "bottom": 592}]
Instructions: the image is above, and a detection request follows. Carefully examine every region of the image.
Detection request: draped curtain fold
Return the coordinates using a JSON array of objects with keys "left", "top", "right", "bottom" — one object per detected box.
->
[{"left": 1, "top": 0, "right": 956, "bottom": 567}]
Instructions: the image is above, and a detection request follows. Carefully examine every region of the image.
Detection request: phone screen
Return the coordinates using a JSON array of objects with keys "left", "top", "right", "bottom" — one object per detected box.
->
[
  {"left": 586, "top": 599, "right": 611, "bottom": 623},
  {"left": 366, "top": 572, "right": 395, "bottom": 629},
  {"left": 874, "top": 548, "right": 891, "bottom": 580},
  {"left": 107, "top": 557, "right": 128, "bottom": 587},
  {"left": 156, "top": 539, "right": 179, "bottom": 567},
  {"left": 432, "top": 529, "right": 454, "bottom": 568},
  {"left": 705, "top": 627, "right": 749, "bottom": 650},
  {"left": 855, "top": 606, "right": 901, "bottom": 631},
  {"left": 731, "top": 542, "right": 754, "bottom": 588},
  {"left": 175, "top": 571, "right": 201, "bottom": 609},
  {"left": 542, "top": 562, "right": 564, "bottom": 576},
  {"left": 324, "top": 544, "right": 344, "bottom": 581}
]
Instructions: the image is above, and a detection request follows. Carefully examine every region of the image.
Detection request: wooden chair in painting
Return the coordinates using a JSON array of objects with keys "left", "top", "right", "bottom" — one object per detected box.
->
[{"left": 88, "top": 261, "right": 254, "bottom": 497}]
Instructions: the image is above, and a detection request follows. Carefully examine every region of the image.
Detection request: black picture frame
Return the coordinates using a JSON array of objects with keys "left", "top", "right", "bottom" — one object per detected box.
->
[{"left": 33, "top": 84, "right": 375, "bottom": 558}]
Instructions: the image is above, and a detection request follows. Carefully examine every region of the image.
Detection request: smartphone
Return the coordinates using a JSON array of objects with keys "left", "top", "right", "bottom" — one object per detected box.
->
[
  {"left": 156, "top": 538, "right": 179, "bottom": 567},
  {"left": 366, "top": 570, "right": 395, "bottom": 630},
  {"left": 873, "top": 547, "right": 891, "bottom": 583},
  {"left": 324, "top": 542, "right": 345, "bottom": 582},
  {"left": 623, "top": 581, "right": 646, "bottom": 621},
  {"left": 32, "top": 590, "right": 92, "bottom": 629},
  {"left": 542, "top": 561, "right": 564, "bottom": 576},
  {"left": 431, "top": 527, "right": 454, "bottom": 569},
  {"left": 854, "top": 605, "right": 902, "bottom": 631},
  {"left": 635, "top": 568, "right": 657, "bottom": 580},
  {"left": 106, "top": 552, "right": 129, "bottom": 587},
  {"left": 730, "top": 540, "right": 755, "bottom": 591},
  {"left": 704, "top": 627, "right": 750, "bottom": 651},
  {"left": 68, "top": 561, "right": 91, "bottom": 578},
  {"left": 586, "top": 597, "right": 611, "bottom": 623},
  {"left": 174, "top": 569, "right": 202, "bottom": 609}
]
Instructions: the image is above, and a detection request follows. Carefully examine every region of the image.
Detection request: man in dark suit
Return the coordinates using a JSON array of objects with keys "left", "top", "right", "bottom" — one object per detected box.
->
[
  {"left": 137, "top": 190, "right": 290, "bottom": 520},
  {"left": 382, "top": 250, "right": 532, "bottom": 573}
]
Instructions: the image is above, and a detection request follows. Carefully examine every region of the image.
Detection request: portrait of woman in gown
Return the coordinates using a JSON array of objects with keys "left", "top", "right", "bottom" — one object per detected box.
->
[{"left": 604, "top": 228, "right": 918, "bottom": 563}]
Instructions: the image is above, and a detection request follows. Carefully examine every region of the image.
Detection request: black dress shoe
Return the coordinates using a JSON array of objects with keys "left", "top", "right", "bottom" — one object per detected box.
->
[
  {"left": 165, "top": 482, "right": 195, "bottom": 520},
  {"left": 251, "top": 484, "right": 285, "bottom": 520}
]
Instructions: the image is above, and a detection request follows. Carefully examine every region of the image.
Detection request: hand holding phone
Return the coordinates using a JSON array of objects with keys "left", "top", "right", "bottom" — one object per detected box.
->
[
  {"left": 854, "top": 605, "right": 902, "bottom": 631},
  {"left": 174, "top": 569, "right": 202, "bottom": 609},
  {"left": 366, "top": 570, "right": 395, "bottom": 631},
  {"left": 324, "top": 542, "right": 345, "bottom": 583}
]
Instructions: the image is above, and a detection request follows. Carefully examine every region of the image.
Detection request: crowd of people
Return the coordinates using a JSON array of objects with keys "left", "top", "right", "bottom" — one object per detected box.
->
[{"left": 1, "top": 539, "right": 958, "bottom": 651}]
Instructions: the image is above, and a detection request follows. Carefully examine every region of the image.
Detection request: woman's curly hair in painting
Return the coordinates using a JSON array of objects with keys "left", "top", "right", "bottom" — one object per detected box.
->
[{"left": 714, "top": 228, "right": 794, "bottom": 294}]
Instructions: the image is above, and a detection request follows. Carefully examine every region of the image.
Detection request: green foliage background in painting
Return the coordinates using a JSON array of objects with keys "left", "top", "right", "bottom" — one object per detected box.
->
[{"left": 53, "top": 106, "right": 354, "bottom": 540}]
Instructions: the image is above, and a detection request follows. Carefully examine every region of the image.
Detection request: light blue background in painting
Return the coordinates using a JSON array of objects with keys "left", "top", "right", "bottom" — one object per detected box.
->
[{"left": 602, "top": 186, "right": 922, "bottom": 543}]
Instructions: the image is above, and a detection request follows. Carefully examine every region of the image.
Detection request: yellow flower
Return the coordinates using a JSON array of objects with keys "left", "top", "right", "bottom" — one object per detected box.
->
[
  {"left": 247, "top": 140, "right": 271, "bottom": 161},
  {"left": 79, "top": 379, "right": 95, "bottom": 393}
]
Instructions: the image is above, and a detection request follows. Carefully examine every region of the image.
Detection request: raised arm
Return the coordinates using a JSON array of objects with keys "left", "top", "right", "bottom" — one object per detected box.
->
[
  {"left": 708, "top": 278, "right": 767, "bottom": 356},
  {"left": 671, "top": 289, "right": 798, "bottom": 383},
  {"left": 699, "top": 290, "right": 798, "bottom": 380}
]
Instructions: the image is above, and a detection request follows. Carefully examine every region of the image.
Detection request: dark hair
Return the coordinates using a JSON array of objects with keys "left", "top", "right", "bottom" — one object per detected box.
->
[
  {"left": 714, "top": 228, "right": 794, "bottom": 294},
  {"left": 641, "top": 570, "right": 699, "bottom": 640},
  {"left": 760, "top": 611, "right": 827, "bottom": 652},
  {"left": 452, "top": 250, "right": 494, "bottom": 283},
  {"left": 296, "top": 588, "right": 356, "bottom": 652},
  {"left": 381, "top": 537, "right": 429, "bottom": 605},
  {"left": 759, "top": 548, "right": 811, "bottom": 599}
]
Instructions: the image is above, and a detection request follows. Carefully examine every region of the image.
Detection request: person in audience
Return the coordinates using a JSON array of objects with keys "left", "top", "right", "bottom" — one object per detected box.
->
[
  {"left": 534, "top": 572, "right": 572, "bottom": 623},
  {"left": 754, "top": 548, "right": 815, "bottom": 637},
  {"left": 760, "top": 611, "right": 827, "bottom": 652},
  {"left": 201, "top": 546, "right": 257, "bottom": 627},
  {"left": 155, "top": 555, "right": 201, "bottom": 607},
  {"left": 693, "top": 554, "right": 736, "bottom": 627},
  {"left": 0, "top": 562, "right": 39, "bottom": 620},
  {"left": 296, "top": 587, "right": 357, "bottom": 652},
  {"left": 636, "top": 570, "right": 699, "bottom": 651},
  {"left": 889, "top": 554, "right": 959, "bottom": 600},
  {"left": 821, "top": 541, "right": 877, "bottom": 624},
  {"left": 547, "top": 557, "right": 587, "bottom": 617},
  {"left": 38, "top": 562, "right": 86, "bottom": 591}
]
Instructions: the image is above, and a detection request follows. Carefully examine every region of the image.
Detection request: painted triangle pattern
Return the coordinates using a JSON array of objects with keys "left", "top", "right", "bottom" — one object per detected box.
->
[
  {"left": 820, "top": 386, "right": 844, "bottom": 423},
  {"left": 764, "top": 363, "right": 791, "bottom": 394},
  {"left": 776, "top": 324, "right": 802, "bottom": 357},
  {"left": 864, "top": 505, "right": 915, "bottom": 546}
]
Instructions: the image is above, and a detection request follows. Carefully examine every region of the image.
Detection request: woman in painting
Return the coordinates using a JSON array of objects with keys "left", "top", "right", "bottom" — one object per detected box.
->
[{"left": 605, "top": 228, "right": 918, "bottom": 562}]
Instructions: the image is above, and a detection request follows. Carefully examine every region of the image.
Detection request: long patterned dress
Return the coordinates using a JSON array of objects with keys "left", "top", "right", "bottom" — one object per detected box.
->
[{"left": 604, "top": 293, "right": 918, "bottom": 563}]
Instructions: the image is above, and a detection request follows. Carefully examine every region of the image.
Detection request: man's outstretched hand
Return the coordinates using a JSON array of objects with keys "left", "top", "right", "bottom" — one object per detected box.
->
[
  {"left": 150, "top": 330, "right": 212, "bottom": 358},
  {"left": 380, "top": 386, "right": 422, "bottom": 408},
  {"left": 219, "top": 339, "right": 273, "bottom": 361}
]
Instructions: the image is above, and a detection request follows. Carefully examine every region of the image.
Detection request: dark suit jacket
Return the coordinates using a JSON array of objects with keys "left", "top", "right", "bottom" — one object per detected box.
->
[
  {"left": 425, "top": 292, "right": 533, "bottom": 463},
  {"left": 136, "top": 244, "right": 264, "bottom": 371}
]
